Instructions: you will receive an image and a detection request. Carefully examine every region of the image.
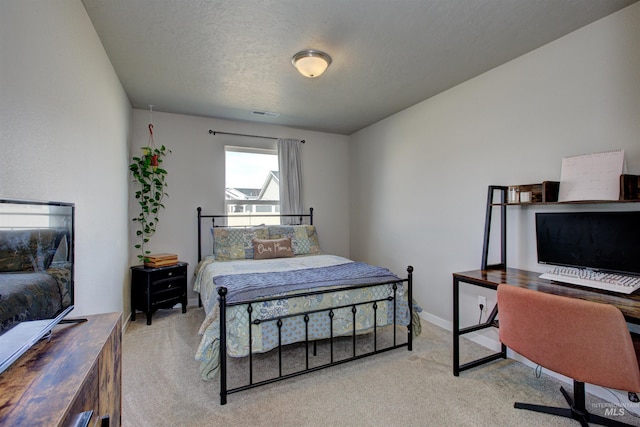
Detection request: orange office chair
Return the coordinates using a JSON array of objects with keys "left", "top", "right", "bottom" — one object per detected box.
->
[{"left": 497, "top": 284, "right": 640, "bottom": 427}]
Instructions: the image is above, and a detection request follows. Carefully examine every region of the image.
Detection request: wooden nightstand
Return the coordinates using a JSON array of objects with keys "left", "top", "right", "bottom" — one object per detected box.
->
[{"left": 130, "top": 262, "right": 188, "bottom": 325}]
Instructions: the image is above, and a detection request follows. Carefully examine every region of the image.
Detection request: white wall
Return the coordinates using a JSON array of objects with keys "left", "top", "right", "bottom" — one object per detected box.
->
[
  {"left": 128, "top": 110, "right": 350, "bottom": 307},
  {"left": 0, "top": 0, "right": 131, "bottom": 317},
  {"left": 349, "top": 3, "right": 640, "bottom": 335}
]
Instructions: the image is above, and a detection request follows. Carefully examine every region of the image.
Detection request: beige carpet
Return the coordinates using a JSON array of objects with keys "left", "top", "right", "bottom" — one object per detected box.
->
[{"left": 122, "top": 307, "right": 640, "bottom": 426}]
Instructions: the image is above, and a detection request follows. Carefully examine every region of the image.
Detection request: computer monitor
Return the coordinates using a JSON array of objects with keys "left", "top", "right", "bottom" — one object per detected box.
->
[{"left": 535, "top": 211, "right": 640, "bottom": 275}]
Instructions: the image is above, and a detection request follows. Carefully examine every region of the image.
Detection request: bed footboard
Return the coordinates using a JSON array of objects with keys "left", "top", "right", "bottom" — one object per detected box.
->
[{"left": 218, "top": 266, "right": 414, "bottom": 405}]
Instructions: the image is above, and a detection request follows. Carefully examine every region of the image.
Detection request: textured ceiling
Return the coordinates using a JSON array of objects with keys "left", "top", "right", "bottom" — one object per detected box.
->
[{"left": 82, "top": 0, "right": 638, "bottom": 135}]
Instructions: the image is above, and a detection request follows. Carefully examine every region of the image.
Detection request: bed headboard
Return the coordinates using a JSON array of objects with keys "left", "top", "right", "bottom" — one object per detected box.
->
[{"left": 196, "top": 207, "right": 314, "bottom": 262}]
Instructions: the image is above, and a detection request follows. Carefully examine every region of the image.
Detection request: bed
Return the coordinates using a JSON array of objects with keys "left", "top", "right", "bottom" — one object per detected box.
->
[{"left": 194, "top": 208, "right": 419, "bottom": 404}]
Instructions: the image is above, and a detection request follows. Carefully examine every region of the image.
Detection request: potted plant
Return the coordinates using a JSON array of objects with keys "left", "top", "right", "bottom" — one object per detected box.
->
[{"left": 129, "top": 124, "right": 170, "bottom": 264}]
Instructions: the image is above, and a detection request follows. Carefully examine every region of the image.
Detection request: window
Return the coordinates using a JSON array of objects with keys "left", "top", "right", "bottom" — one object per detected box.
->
[
  {"left": 225, "top": 146, "right": 279, "bottom": 226},
  {"left": 0, "top": 204, "right": 51, "bottom": 229}
]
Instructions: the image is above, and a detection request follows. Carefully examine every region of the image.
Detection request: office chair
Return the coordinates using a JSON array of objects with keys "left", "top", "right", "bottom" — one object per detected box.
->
[{"left": 497, "top": 284, "right": 640, "bottom": 427}]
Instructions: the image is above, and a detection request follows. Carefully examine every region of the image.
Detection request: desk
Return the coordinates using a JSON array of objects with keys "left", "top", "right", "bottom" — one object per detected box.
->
[{"left": 452, "top": 268, "right": 640, "bottom": 376}]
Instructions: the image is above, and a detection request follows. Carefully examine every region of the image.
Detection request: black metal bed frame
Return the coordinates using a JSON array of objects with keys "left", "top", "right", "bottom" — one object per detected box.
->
[{"left": 196, "top": 208, "right": 413, "bottom": 405}]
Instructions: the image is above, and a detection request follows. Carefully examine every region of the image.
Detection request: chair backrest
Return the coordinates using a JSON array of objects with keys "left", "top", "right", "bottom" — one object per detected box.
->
[{"left": 497, "top": 284, "right": 640, "bottom": 393}]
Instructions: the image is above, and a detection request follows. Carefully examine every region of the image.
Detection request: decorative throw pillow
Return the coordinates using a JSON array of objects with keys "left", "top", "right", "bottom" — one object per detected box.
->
[
  {"left": 213, "top": 227, "right": 269, "bottom": 261},
  {"left": 253, "top": 238, "right": 295, "bottom": 260},
  {"left": 267, "top": 225, "right": 321, "bottom": 255}
]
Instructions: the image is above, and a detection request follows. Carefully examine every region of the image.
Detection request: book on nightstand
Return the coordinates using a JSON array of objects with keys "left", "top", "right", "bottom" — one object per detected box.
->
[{"left": 144, "top": 253, "right": 178, "bottom": 268}]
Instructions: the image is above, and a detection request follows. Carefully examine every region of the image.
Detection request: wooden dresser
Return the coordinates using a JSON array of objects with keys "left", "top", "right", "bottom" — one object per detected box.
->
[{"left": 0, "top": 312, "right": 122, "bottom": 426}]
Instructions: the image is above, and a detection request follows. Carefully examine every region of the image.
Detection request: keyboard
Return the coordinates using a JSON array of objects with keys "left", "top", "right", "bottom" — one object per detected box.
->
[{"left": 540, "top": 267, "right": 640, "bottom": 295}]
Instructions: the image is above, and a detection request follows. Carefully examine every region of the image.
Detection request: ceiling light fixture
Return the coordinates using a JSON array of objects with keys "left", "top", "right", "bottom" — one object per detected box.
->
[{"left": 291, "top": 49, "right": 332, "bottom": 78}]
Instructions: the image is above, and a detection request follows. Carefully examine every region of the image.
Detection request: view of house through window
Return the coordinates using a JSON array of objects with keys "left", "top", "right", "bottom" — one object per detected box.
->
[{"left": 225, "top": 146, "right": 280, "bottom": 226}]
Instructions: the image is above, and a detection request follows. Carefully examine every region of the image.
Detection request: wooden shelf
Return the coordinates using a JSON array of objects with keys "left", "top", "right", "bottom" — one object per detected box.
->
[
  {"left": 481, "top": 183, "right": 640, "bottom": 270},
  {"left": 492, "top": 198, "right": 640, "bottom": 207},
  {"left": 497, "top": 175, "right": 640, "bottom": 207}
]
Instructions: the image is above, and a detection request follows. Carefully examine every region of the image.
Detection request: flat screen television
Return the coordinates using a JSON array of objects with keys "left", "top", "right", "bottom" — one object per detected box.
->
[
  {"left": 535, "top": 211, "right": 640, "bottom": 275},
  {"left": 0, "top": 199, "right": 75, "bottom": 374}
]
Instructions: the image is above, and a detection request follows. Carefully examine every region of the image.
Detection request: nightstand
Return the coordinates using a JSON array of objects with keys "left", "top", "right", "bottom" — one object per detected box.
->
[{"left": 130, "top": 262, "right": 188, "bottom": 325}]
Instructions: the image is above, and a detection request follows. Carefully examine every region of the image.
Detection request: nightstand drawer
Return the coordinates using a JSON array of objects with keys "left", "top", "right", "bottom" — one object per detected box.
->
[
  {"left": 148, "top": 265, "right": 187, "bottom": 283},
  {"left": 151, "top": 275, "right": 186, "bottom": 292},
  {"left": 151, "top": 285, "right": 185, "bottom": 305}
]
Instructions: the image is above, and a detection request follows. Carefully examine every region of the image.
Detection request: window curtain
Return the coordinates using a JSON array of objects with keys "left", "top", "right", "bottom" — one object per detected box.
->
[{"left": 277, "top": 139, "right": 303, "bottom": 225}]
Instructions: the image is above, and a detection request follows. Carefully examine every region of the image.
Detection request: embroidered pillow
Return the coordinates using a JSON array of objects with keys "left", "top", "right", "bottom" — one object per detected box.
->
[{"left": 253, "top": 238, "right": 294, "bottom": 259}]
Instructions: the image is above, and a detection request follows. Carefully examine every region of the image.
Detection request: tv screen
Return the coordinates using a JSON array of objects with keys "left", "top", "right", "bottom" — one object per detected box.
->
[
  {"left": 536, "top": 211, "right": 640, "bottom": 275},
  {"left": 0, "top": 199, "right": 75, "bottom": 374}
]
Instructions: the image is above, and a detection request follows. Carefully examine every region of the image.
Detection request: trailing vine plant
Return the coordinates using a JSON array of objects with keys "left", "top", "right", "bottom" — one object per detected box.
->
[{"left": 129, "top": 123, "right": 170, "bottom": 264}]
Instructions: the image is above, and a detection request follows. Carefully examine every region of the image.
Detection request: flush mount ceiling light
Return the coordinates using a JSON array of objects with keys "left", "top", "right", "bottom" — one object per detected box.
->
[{"left": 291, "top": 49, "right": 332, "bottom": 78}]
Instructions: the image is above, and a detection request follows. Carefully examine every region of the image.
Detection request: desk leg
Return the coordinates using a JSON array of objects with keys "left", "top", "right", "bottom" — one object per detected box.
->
[
  {"left": 453, "top": 277, "right": 460, "bottom": 376},
  {"left": 453, "top": 277, "right": 507, "bottom": 376}
]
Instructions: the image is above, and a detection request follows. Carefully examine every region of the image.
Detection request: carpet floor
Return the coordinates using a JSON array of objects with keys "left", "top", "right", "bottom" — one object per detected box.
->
[{"left": 122, "top": 307, "right": 640, "bottom": 426}]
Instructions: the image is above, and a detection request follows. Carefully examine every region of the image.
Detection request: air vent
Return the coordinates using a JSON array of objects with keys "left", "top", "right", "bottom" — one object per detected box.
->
[{"left": 251, "top": 110, "right": 280, "bottom": 118}]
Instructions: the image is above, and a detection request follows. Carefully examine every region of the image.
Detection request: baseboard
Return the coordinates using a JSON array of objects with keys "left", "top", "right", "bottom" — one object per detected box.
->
[
  {"left": 122, "top": 313, "right": 131, "bottom": 332},
  {"left": 418, "top": 311, "right": 501, "bottom": 351},
  {"left": 418, "top": 311, "right": 450, "bottom": 330}
]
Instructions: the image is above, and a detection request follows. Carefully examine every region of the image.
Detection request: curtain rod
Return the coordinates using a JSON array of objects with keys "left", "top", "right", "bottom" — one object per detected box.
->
[{"left": 209, "top": 130, "right": 305, "bottom": 143}]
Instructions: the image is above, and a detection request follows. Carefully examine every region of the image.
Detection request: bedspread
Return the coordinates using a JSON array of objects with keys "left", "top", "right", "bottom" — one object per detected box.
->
[
  {"left": 194, "top": 255, "right": 416, "bottom": 380},
  {"left": 215, "top": 261, "right": 400, "bottom": 303}
]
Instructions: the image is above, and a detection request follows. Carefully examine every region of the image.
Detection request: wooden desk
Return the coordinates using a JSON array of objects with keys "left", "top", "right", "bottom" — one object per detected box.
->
[{"left": 452, "top": 268, "right": 640, "bottom": 376}]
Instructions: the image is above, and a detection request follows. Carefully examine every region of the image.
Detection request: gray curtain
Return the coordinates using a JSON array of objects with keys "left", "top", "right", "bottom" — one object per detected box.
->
[{"left": 277, "top": 139, "right": 303, "bottom": 224}]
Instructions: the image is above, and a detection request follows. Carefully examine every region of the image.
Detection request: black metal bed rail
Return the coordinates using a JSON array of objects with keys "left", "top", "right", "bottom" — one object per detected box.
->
[
  {"left": 225, "top": 277, "right": 407, "bottom": 307},
  {"left": 208, "top": 211, "right": 313, "bottom": 226},
  {"left": 218, "top": 266, "right": 413, "bottom": 405}
]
